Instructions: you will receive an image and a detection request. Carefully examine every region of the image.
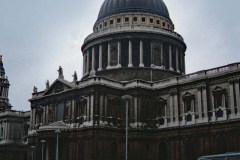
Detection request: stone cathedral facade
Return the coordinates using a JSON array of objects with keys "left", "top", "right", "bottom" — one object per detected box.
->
[{"left": 25, "top": 0, "right": 240, "bottom": 160}]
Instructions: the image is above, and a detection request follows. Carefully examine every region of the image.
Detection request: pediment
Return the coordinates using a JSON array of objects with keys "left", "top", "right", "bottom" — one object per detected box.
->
[
  {"left": 182, "top": 92, "right": 195, "bottom": 100},
  {"left": 44, "top": 79, "right": 74, "bottom": 96}
]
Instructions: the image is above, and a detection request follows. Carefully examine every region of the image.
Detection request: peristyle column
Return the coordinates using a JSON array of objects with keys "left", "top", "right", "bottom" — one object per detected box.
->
[
  {"left": 98, "top": 45, "right": 103, "bottom": 71},
  {"left": 128, "top": 40, "right": 133, "bottom": 67},
  {"left": 139, "top": 40, "right": 144, "bottom": 67}
]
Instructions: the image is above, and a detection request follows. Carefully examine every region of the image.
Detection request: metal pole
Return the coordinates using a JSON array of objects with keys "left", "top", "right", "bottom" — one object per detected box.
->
[
  {"left": 31, "top": 146, "right": 35, "bottom": 160},
  {"left": 55, "top": 129, "right": 61, "bottom": 160},
  {"left": 122, "top": 95, "right": 132, "bottom": 160},
  {"left": 56, "top": 133, "right": 58, "bottom": 160},
  {"left": 126, "top": 100, "right": 128, "bottom": 160},
  {"left": 41, "top": 140, "right": 46, "bottom": 160}
]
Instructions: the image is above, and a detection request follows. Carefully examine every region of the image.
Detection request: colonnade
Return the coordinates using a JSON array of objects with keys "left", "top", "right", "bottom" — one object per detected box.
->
[{"left": 83, "top": 39, "right": 185, "bottom": 76}]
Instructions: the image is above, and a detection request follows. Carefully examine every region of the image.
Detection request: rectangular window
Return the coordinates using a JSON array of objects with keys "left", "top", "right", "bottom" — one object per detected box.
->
[
  {"left": 150, "top": 18, "right": 153, "bottom": 23},
  {"left": 100, "top": 24, "right": 102, "bottom": 29},
  {"left": 117, "top": 18, "right": 121, "bottom": 23},
  {"left": 125, "top": 17, "right": 129, "bottom": 23},
  {"left": 133, "top": 17, "right": 138, "bottom": 22},
  {"left": 57, "top": 103, "right": 64, "bottom": 121},
  {"left": 104, "top": 22, "right": 107, "bottom": 26},
  {"left": 110, "top": 20, "right": 114, "bottom": 25},
  {"left": 157, "top": 20, "right": 160, "bottom": 24},
  {"left": 163, "top": 22, "right": 165, "bottom": 26},
  {"left": 142, "top": 17, "right": 146, "bottom": 22}
]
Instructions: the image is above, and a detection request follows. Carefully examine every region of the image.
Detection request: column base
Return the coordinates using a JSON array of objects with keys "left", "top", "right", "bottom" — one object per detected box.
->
[
  {"left": 139, "top": 63, "right": 144, "bottom": 67},
  {"left": 90, "top": 70, "right": 96, "bottom": 76},
  {"left": 97, "top": 68, "right": 102, "bottom": 71},
  {"left": 169, "top": 67, "right": 174, "bottom": 71},
  {"left": 128, "top": 64, "right": 133, "bottom": 67},
  {"left": 117, "top": 64, "right": 122, "bottom": 68}
]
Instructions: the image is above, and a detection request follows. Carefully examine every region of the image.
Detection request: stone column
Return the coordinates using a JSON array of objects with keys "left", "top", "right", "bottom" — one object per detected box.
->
[
  {"left": 169, "top": 44, "right": 174, "bottom": 71},
  {"left": 139, "top": 40, "right": 144, "bottom": 67},
  {"left": 90, "top": 47, "right": 95, "bottom": 75},
  {"left": 169, "top": 92, "right": 174, "bottom": 123},
  {"left": 83, "top": 54, "right": 86, "bottom": 75},
  {"left": 46, "top": 105, "right": 49, "bottom": 123},
  {"left": 104, "top": 96, "right": 108, "bottom": 124},
  {"left": 117, "top": 41, "right": 121, "bottom": 67},
  {"left": 32, "top": 109, "right": 36, "bottom": 130},
  {"left": 87, "top": 96, "right": 90, "bottom": 122},
  {"left": 202, "top": 85, "right": 208, "bottom": 119},
  {"left": 150, "top": 41, "right": 154, "bottom": 67},
  {"left": 134, "top": 97, "right": 138, "bottom": 123},
  {"left": 128, "top": 40, "right": 133, "bottom": 67},
  {"left": 197, "top": 86, "right": 203, "bottom": 119},
  {"left": 176, "top": 48, "right": 180, "bottom": 72},
  {"left": 229, "top": 80, "right": 235, "bottom": 115},
  {"left": 99, "top": 95, "right": 103, "bottom": 124},
  {"left": 160, "top": 42, "right": 164, "bottom": 68},
  {"left": 43, "top": 106, "right": 46, "bottom": 124},
  {"left": 90, "top": 95, "right": 94, "bottom": 124},
  {"left": 235, "top": 79, "right": 240, "bottom": 113},
  {"left": 71, "top": 100, "right": 75, "bottom": 123},
  {"left": 107, "top": 43, "right": 111, "bottom": 68},
  {"left": 98, "top": 45, "right": 103, "bottom": 71},
  {"left": 86, "top": 51, "right": 89, "bottom": 74},
  {"left": 174, "top": 92, "right": 179, "bottom": 125}
]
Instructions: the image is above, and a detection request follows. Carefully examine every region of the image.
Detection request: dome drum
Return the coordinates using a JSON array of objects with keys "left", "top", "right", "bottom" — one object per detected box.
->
[{"left": 81, "top": 34, "right": 186, "bottom": 81}]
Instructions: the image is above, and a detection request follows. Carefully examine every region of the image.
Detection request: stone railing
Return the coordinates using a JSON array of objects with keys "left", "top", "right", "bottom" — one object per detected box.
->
[
  {"left": 78, "top": 62, "right": 240, "bottom": 90},
  {"left": 84, "top": 25, "right": 184, "bottom": 43},
  {"left": 0, "top": 110, "right": 28, "bottom": 117}
]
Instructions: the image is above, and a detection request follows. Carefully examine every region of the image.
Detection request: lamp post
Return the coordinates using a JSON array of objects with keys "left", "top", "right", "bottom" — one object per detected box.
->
[
  {"left": 122, "top": 95, "right": 132, "bottom": 160},
  {"left": 55, "top": 129, "right": 61, "bottom": 160},
  {"left": 40, "top": 140, "right": 46, "bottom": 160},
  {"left": 31, "top": 146, "right": 35, "bottom": 160}
]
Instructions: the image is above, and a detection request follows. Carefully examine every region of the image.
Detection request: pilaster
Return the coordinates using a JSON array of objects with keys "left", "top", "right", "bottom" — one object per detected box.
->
[{"left": 169, "top": 44, "right": 174, "bottom": 71}]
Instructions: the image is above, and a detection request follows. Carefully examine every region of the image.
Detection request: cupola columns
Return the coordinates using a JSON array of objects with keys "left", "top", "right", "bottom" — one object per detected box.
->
[
  {"left": 90, "top": 47, "right": 96, "bottom": 75},
  {"left": 107, "top": 43, "right": 111, "bottom": 68},
  {"left": 160, "top": 43, "right": 164, "bottom": 68},
  {"left": 128, "top": 40, "right": 133, "bottom": 67},
  {"left": 98, "top": 45, "right": 103, "bottom": 71},
  {"left": 117, "top": 42, "right": 121, "bottom": 67},
  {"left": 176, "top": 48, "right": 180, "bottom": 72},
  {"left": 169, "top": 45, "right": 174, "bottom": 71},
  {"left": 86, "top": 51, "right": 90, "bottom": 74},
  {"left": 139, "top": 40, "right": 144, "bottom": 67}
]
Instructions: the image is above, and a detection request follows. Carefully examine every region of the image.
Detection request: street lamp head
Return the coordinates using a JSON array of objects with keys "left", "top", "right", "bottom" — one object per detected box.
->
[
  {"left": 40, "top": 140, "right": 46, "bottom": 143},
  {"left": 122, "top": 95, "right": 132, "bottom": 100},
  {"left": 55, "top": 129, "right": 61, "bottom": 134}
]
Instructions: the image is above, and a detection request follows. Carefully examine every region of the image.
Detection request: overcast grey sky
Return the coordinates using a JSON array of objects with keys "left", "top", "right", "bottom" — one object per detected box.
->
[{"left": 0, "top": 0, "right": 240, "bottom": 111}]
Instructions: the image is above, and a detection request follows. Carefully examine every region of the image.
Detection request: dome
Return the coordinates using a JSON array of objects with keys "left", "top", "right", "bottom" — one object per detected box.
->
[{"left": 97, "top": 0, "right": 171, "bottom": 21}]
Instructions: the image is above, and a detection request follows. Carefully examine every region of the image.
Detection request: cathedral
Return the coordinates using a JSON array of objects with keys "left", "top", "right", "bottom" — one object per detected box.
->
[{"left": 1, "top": 0, "right": 240, "bottom": 160}]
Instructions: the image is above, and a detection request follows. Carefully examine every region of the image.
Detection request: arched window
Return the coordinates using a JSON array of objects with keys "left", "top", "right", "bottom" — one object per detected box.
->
[
  {"left": 159, "top": 142, "right": 167, "bottom": 160},
  {"left": 186, "top": 139, "right": 195, "bottom": 160},
  {"left": 217, "top": 135, "right": 227, "bottom": 154}
]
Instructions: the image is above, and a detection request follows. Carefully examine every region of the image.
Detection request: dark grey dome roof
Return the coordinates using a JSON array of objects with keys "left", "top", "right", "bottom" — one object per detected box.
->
[{"left": 97, "top": 0, "right": 171, "bottom": 21}]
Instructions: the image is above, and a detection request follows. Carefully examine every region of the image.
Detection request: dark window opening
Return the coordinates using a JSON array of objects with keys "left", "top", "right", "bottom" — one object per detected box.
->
[
  {"left": 133, "top": 17, "right": 138, "bottom": 22},
  {"left": 100, "top": 24, "right": 102, "bottom": 29},
  {"left": 110, "top": 20, "right": 114, "bottom": 25},
  {"left": 117, "top": 18, "right": 121, "bottom": 23},
  {"left": 150, "top": 18, "right": 154, "bottom": 23},
  {"left": 125, "top": 17, "right": 129, "bottom": 22},
  {"left": 157, "top": 20, "right": 160, "bottom": 24},
  {"left": 163, "top": 22, "right": 165, "bottom": 26},
  {"left": 104, "top": 22, "right": 107, "bottom": 26},
  {"left": 142, "top": 17, "right": 146, "bottom": 22}
]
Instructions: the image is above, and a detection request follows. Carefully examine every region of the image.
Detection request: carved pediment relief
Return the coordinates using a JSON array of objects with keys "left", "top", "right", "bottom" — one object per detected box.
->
[{"left": 44, "top": 79, "right": 73, "bottom": 96}]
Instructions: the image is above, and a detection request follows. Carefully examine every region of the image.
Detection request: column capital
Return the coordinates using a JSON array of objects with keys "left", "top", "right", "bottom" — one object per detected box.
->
[{"left": 229, "top": 79, "right": 234, "bottom": 85}]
